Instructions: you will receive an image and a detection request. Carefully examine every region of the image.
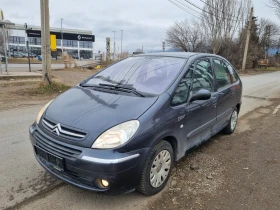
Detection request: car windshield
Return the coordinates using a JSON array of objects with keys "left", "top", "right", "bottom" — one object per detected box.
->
[{"left": 85, "top": 56, "right": 186, "bottom": 95}]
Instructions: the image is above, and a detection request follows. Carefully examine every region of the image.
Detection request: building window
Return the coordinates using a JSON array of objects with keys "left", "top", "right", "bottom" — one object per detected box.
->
[
  {"left": 9, "top": 36, "right": 25, "bottom": 44},
  {"left": 80, "top": 41, "right": 92, "bottom": 48},
  {"left": 29, "top": 37, "right": 41, "bottom": 45},
  {"left": 56, "top": 39, "right": 61, "bottom": 46}
]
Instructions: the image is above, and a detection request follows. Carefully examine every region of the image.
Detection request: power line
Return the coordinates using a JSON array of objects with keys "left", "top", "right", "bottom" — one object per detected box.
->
[
  {"left": 174, "top": 0, "right": 203, "bottom": 16},
  {"left": 200, "top": 0, "right": 244, "bottom": 20},
  {"left": 168, "top": 0, "right": 220, "bottom": 27},
  {"left": 184, "top": 0, "right": 244, "bottom": 22},
  {"left": 168, "top": 0, "right": 202, "bottom": 20}
]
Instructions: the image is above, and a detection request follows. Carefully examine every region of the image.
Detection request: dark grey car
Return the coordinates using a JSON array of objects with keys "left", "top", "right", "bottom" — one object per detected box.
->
[{"left": 29, "top": 52, "right": 242, "bottom": 195}]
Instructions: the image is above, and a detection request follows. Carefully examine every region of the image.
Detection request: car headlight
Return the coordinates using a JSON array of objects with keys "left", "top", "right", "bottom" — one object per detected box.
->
[
  {"left": 36, "top": 100, "right": 53, "bottom": 124},
  {"left": 92, "top": 120, "right": 140, "bottom": 149}
]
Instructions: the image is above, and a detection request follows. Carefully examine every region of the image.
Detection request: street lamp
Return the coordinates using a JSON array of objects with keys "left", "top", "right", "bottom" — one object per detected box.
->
[
  {"left": 61, "top": 18, "right": 64, "bottom": 57},
  {"left": 112, "top": 31, "right": 116, "bottom": 60},
  {"left": 120, "top": 30, "right": 123, "bottom": 59}
]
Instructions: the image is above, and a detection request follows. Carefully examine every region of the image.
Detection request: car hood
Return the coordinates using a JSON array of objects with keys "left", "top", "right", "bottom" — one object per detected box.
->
[{"left": 44, "top": 86, "right": 158, "bottom": 147}]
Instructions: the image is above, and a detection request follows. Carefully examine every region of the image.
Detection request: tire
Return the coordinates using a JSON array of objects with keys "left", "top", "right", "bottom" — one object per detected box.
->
[
  {"left": 222, "top": 107, "right": 238, "bottom": 134},
  {"left": 137, "top": 140, "right": 174, "bottom": 196}
]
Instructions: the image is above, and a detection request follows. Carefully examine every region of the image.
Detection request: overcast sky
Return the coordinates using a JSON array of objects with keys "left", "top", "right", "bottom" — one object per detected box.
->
[{"left": 1, "top": 0, "right": 279, "bottom": 53}]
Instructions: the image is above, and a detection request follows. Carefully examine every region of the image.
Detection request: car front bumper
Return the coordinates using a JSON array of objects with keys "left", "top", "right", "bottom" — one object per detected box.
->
[{"left": 29, "top": 123, "right": 149, "bottom": 195}]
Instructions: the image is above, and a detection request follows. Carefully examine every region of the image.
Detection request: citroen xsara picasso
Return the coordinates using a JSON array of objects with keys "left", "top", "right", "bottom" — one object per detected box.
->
[{"left": 29, "top": 52, "right": 242, "bottom": 195}]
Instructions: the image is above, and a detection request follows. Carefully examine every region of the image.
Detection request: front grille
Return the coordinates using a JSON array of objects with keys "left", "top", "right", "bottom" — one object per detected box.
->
[
  {"left": 42, "top": 118, "right": 87, "bottom": 140},
  {"left": 34, "top": 131, "right": 82, "bottom": 160}
]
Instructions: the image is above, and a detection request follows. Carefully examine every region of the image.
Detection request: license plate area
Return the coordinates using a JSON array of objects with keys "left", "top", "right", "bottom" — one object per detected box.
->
[{"left": 35, "top": 146, "right": 64, "bottom": 171}]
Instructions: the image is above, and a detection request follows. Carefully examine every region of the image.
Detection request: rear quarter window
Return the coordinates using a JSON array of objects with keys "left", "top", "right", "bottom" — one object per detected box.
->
[{"left": 225, "top": 62, "right": 239, "bottom": 83}]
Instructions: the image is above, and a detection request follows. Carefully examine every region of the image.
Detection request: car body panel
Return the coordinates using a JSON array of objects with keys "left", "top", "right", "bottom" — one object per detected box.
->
[{"left": 44, "top": 86, "right": 159, "bottom": 147}]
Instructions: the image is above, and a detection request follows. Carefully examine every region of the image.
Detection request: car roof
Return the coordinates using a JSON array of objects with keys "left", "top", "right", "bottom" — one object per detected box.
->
[{"left": 132, "top": 52, "right": 225, "bottom": 60}]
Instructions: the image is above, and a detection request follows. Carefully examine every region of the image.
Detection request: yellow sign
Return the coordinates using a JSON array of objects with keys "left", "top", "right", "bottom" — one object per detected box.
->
[{"left": 50, "top": 34, "right": 57, "bottom": 51}]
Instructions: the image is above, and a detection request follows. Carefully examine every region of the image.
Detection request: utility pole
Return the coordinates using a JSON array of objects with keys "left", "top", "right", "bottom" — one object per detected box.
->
[
  {"left": 162, "top": 41, "right": 166, "bottom": 52},
  {"left": 120, "top": 30, "right": 123, "bottom": 59},
  {"left": 142, "top": 45, "right": 144, "bottom": 53},
  {"left": 266, "top": 25, "right": 271, "bottom": 59},
  {"left": 242, "top": 7, "right": 254, "bottom": 72},
  {"left": 112, "top": 31, "right": 116, "bottom": 60},
  {"left": 24, "top": 23, "right": 31, "bottom": 72},
  {"left": 61, "top": 18, "right": 64, "bottom": 57},
  {"left": 2, "top": 24, "right": 8, "bottom": 72},
  {"left": 106, "top": 37, "right": 111, "bottom": 61},
  {"left": 40, "top": 0, "right": 52, "bottom": 84}
]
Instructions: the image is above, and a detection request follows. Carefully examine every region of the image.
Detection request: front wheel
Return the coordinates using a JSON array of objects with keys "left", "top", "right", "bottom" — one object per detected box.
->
[
  {"left": 223, "top": 107, "right": 238, "bottom": 134},
  {"left": 137, "top": 141, "right": 174, "bottom": 196}
]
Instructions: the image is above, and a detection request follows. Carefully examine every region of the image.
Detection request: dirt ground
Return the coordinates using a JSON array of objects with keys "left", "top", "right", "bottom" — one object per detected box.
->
[
  {"left": 147, "top": 100, "right": 280, "bottom": 210},
  {"left": 238, "top": 68, "right": 279, "bottom": 76},
  {"left": 0, "top": 69, "right": 95, "bottom": 110}
]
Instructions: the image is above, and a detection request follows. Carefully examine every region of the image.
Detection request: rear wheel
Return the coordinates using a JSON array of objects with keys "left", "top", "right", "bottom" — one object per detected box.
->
[
  {"left": 223, "top": 107, "right": 238, "bottom": 134},
  {"left": 137, "top": 140, "right": 173, "bottom": 196}
]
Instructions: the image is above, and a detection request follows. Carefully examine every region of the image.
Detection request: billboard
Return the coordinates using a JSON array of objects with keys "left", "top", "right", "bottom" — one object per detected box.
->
[{"left": 26, "top": 30, "right": 95, "bottom": 42}]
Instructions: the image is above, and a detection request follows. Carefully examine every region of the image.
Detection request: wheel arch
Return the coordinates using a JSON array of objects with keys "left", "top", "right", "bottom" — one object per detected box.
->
[
  {"left": 236, "top": 103, "right": 241, "bottom": 114},
  {"left": 162, "top": 136, "right": 179, "bottom": 161}
]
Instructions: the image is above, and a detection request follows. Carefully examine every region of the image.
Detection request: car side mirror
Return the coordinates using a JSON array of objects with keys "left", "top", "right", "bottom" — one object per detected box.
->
[{"left": 189, "top": 89, "right": 211, "bottom": 102}]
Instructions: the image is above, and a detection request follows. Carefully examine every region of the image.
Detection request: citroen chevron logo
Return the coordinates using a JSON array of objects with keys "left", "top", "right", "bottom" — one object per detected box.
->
[{"left": 52, "top": 123, "right": 61, "bottom": 136}]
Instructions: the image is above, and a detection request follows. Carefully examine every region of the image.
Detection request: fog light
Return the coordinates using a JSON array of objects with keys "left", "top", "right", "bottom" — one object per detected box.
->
[{"left": 101, "top": 179, "right": 109, "bottom": 187}]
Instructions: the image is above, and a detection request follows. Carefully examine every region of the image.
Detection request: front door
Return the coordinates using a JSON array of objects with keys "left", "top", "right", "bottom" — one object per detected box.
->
[
  {"left": 184, "top": 58, "right": 217, "bottom": 149},
  {"left": 171, "top": 58, "right": 217, "bottom": 153}
]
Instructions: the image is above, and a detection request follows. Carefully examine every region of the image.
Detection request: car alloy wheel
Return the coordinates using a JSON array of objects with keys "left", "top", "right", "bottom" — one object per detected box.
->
[
  {"left": 231, "top": 110, "right": 238, "bottom": 131},
  {"left": 150, "top": 150, "right": 171, "bottom": 188}
]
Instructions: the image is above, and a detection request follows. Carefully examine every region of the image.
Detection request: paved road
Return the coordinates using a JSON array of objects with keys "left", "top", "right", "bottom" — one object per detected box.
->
[
  {"left": 1, "top": 72, "right": 280, "bottom": 210},
  {"left": 4, "top": 60, "right": 93, "bottom": 72}
]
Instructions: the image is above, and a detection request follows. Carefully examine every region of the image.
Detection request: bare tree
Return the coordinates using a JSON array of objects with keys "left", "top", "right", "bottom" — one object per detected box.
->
[
  {"left": 269, "top": 0, "right": 280, "bottom": 18},
  {"left": 258, "top": 18, "right": 280, "bottom": 47},
  {"left": 166, "top": 19, "right": 205, "bottom": 52},
  {"left": 201, "top": 0, "right": 252, "bottom": 54},
  {"left": 0, "top": 28, "right": 4, "bottom": 55}
]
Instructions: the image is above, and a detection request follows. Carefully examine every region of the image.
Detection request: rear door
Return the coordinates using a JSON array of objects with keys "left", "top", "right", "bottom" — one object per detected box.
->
[{"left": 212, "top": 58, "right": 236, "bottom": 132}]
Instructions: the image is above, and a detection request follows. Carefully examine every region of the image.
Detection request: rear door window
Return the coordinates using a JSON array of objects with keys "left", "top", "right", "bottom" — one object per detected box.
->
[
  {"left": 213, "top": 59, "right": 232, "bottom": 89},
  {"left": 225, "top": 62, "right": 239, "bottom": 83}
]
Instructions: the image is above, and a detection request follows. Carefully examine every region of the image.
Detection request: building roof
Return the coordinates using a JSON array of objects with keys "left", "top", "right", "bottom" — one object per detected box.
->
[{"left": 6, "top": 24, "right": 92, "bottom": 35}]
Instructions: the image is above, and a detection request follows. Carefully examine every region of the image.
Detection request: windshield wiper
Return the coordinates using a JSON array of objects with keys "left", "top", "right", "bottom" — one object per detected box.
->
[
  {"left": 80, "top": 84, "right": 100, "bottom": 88},
  {"left": 99, "top": 83, "right": 145, "bottom": 97}
]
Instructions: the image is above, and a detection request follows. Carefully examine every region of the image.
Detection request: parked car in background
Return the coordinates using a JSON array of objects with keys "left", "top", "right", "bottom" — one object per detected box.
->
[
  {"left": 29, "top": 52, "right": 242, "bottom": 196},
  {"left": 11, "top": 51, "right": 24, "bottom": 58},
  {"left": 20, "top": 52, "right": 37, "bottom": 58}
]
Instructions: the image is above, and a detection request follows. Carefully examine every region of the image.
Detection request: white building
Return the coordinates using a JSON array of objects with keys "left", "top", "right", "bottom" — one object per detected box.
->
[{"left": 6, "top": 24, "right": 95, "bottom": 59}]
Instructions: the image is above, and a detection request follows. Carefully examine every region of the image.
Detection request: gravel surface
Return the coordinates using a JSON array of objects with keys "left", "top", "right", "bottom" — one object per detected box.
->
[{"left": 147, "top": 100, "right": 280, "bottom": 210}]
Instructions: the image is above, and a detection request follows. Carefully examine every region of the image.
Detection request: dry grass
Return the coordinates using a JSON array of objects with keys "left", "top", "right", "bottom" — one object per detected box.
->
[
  {"left": 15, "top": 81, "right": 71, "bottom": 96},
  {"left": 33, "top": 81, "right": 71, "bottom": 95},
  {"left": 8, "top": 58, "right": 63, "bottom": 64}
]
